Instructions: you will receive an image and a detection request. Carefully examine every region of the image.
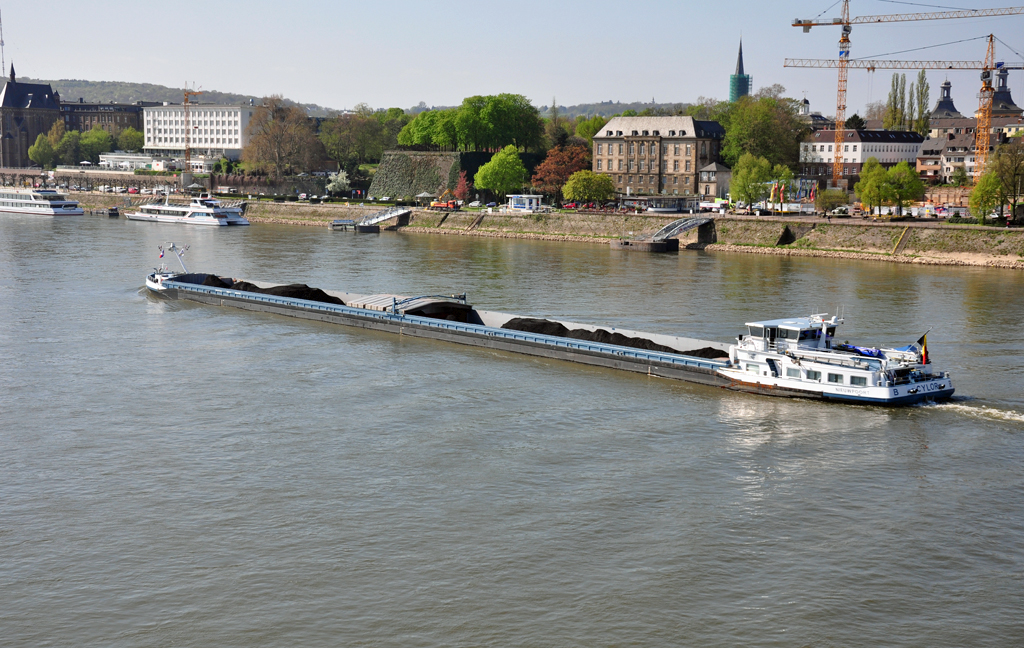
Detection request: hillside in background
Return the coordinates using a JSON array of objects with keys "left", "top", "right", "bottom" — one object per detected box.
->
[
  {"left": 539, "top": 100, "right": 692, "bottom": 119},
  {"left": 19, "top": 77, "right": 340, "bottom": 117}
]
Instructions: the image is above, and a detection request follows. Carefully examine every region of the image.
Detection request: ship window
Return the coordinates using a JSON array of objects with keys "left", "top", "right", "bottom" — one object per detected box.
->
[
  {"left": 747, "top": 326, "right": 763, "bottom": 338},
  {"left": 799, "top": 330, "right": 816, "bottom": 340},
  {"left": 828, "top": 373, "right": 843, "bottom": 384},
  {"left": 807, "top": 370, "right": 821, "bottom": 381},
  {"left": 786, "top": 368, "right": 801, "bottom": 378},
  {"left": 746, "top": 364, "right": 759, "bottom": 373},
  {"left": 850, "top": 376, "right": 867, "bottom": 386}
]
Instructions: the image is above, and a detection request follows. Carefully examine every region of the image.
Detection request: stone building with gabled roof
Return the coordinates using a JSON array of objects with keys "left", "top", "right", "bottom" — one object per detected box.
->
[
  {"left": 591, "top": 116, "right": 725, "bottom": 196},
  {"left": 0, "top": 65, "right": 61, "bottom": 167}
]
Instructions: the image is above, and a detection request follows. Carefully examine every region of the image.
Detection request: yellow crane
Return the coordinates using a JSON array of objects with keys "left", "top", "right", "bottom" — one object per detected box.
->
[
  {"left": 791, "top": 2, "right": 1024, "bottom": 187},
  {"left": 786, "top": 35, "right": 1022, "bottom": 182}
]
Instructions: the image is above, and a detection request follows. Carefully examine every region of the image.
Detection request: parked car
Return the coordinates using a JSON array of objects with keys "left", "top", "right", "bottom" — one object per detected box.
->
[
  {"left": 468, "top": 201, "right": 481, "bottom": 207},
  {"left": 485, "top": 202, "right": 496, "bottom": 208},
  {"left": 128, "top": 187, "right": 139, "bottom": 194},
  {"left": 563, "top": 202, "right": 577, "bottom": 209}
]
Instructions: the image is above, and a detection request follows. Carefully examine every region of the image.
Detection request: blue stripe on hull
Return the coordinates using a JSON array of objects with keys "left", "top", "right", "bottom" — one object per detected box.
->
[{"left": 824, "top": 388, "right": 955, "bottom": 406}]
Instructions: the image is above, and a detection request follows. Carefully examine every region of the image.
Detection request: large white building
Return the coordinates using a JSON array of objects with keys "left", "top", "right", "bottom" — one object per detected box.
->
[{"left": 143, "top": 103, "right": 254, "bottom": 163}]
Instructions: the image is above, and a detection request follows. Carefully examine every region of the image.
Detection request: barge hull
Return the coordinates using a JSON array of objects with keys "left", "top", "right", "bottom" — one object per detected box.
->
[{"left": 164, "top": 282, "right": 732, "bottom": 388}]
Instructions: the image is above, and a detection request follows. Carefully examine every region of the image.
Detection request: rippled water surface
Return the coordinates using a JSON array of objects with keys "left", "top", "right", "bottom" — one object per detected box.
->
[{"left": 1, "top": 215, "right": 1022, "bottom": 647}]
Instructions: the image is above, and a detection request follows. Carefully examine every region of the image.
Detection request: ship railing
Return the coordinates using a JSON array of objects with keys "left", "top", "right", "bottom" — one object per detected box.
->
[{"left": 165, "top": 281, "right": 729, "bottom": 371}]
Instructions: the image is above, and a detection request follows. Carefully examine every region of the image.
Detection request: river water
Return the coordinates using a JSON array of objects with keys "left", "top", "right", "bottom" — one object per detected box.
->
[{"left": 1, "top": 214, "right": 1022, "bottom": 647}]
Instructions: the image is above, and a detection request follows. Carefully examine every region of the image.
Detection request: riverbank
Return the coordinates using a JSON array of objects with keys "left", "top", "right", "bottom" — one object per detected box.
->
[{"left": 71, "top": 193, "right": 1024, "bottom": 269}]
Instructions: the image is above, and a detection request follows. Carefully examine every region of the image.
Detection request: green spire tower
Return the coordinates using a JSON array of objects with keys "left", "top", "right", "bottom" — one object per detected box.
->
[{"left": 729, "top": 40, "right": 751, "bottom": 103}]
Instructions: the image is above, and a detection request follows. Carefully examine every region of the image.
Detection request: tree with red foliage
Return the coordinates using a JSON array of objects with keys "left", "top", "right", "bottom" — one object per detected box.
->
[
  {"left": 530, "top": 144, "right": 591, "bottom": 200},
  {"left": 453, "top": 170, "right": 473, "bottom": 201}
]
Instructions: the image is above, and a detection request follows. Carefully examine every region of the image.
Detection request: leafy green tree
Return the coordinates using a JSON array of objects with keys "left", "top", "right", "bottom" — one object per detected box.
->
[
  {"left": 117, "top": 126, "right": 144, "bottom": 152},
  {"left": 28, "top": 133, "right": 55, "bottom": 168},
  {"left": 474, "top": 145, "right": 527, "bottom": 198},
  {"left": 815, "top": 188, "right": 848, "bottom": 213},
  {"left": 79, "top": 125, "right": 113, "bottom": 163},
  {"left": 854, "top": 157, "right": 887, "bottom": 215},
  {"left": 882, "top": 160, "right": 925, "bottom": 216},
  {"left": 883, "top": 73, "right": 907, "bottom": 131},
  {"left": 46, "top": 120, "right": 65, "bottom": 148},
  {"left": 722, "top": 96, "right": 806, "bottom": 169},
  {"left": 729, "top": 152, "right": 772, "bottom": 206},
  {"left": 992, "top": 138, "right": 1024, "bottom": 221},
  {"left": 912, "top": 70, "right": 931, "bottom": 136},
  {"left": 950, "top": 166, "right": 969, "bottom": 187},
  {"left": 574, "top": 115, "right": 608, "bottom": 147},
  {"left": 845, "top": 114, "right": 866, "bottom": 130},
  {"left": 970, "top": 171, "right": 1001, "bottom": 224},
  {"left": 620, "top": 109, "right": 638, "bottom": 117},
  {"left": 56, "top": 131, "right": 81, "bottom": 165},
  {"left": 562, "top": 170, "right": 615, "bottom": 204}
]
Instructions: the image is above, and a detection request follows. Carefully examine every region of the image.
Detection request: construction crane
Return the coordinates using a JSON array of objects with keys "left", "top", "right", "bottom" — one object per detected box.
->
[
  {"left": 786, "top": 37, "right": 1023, "bottom": 180},
  {"left": 791, "top": 2, "right": 1024, "bottom": 187},
  {"left": 183, "top": 85, "right": 203, "bottom": 174}
]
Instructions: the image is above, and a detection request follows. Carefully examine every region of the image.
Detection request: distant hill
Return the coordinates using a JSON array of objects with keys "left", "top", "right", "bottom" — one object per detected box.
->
[
  {"left": 19, "top": 77, "right": 340, "bottom": 117},
  {"left": 539, "top": 100, "right": 692, "bottom": 119}
]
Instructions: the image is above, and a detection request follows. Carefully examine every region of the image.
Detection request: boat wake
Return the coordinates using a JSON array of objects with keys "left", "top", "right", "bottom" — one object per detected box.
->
[{"left": 922, "top": 400, "right": 1024, "bottom": 425}]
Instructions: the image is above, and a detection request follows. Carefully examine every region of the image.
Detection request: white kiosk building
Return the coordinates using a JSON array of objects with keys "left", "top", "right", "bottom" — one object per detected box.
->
[{"left": 506, "top": 195, "right": 545, "bottom": 213}]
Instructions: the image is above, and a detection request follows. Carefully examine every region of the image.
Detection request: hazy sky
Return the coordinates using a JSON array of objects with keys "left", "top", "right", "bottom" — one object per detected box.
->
[{"left": 5, "top": 0, "right": 1023, "bottom": 116}]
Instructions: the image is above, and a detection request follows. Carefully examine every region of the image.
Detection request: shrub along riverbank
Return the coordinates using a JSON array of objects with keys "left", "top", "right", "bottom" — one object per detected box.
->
[{"left": 72, "top": 192, "right": 1023, "bottom": 269}]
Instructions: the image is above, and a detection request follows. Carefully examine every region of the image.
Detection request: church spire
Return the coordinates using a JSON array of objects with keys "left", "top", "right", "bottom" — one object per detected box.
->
[{"left": 735, "top": 40, "right": 745, "bottom": 76}]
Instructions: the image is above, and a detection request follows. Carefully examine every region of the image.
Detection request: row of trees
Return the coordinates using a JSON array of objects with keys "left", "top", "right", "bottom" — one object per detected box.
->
[
  {"left": 468, "top": 145, "right": 615, "bottom": 205},
  {"left": 971, "top": 138, "right": 1024, "bottom": 223},
  {"left": 882, "top": 71, "right": 931, "bottom": 136},
  {"left": 28, "top": 120, "right": 144, "bottom": 169},
  {"left": 854, "top": 158, "right": 926, "bottom": 216}
]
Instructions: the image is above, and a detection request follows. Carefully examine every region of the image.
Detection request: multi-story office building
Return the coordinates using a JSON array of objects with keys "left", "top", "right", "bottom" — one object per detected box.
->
[
  {"left": 143, "top": 103, "right": 254, "bottom": 162},
  {"left": 61, "top": 99, "right": 157, "bottom": 137},
  {"left": 591, "top": 116, "right": 725, "bottom": 196},
  {"left": 800, "top": 129, "right": 924, "bottom": 182}
]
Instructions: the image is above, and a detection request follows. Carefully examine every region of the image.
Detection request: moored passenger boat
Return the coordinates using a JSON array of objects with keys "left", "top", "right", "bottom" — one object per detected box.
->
[
  {"left": 126, "top": 194, "right": 248, "bottom": 226},
  {"left": 0, "top": 188, "right": 83, "bottom": 216}
]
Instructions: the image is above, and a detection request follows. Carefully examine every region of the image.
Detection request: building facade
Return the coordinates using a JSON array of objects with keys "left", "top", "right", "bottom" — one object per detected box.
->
[
  {"left": 143, "top": 103, "right": 253, "bottom": 161},
  {"left": 592, "top": 116, "right": 725, "bottom": 196},
  {"left": 61, "top": 99, "right": 155, "bottom": 137},
  {"left": 800, "top": 129, "right": 924, "bottom": 182},
  {"left": 0, "top": 66, "right": 61, "bottom": 167}
]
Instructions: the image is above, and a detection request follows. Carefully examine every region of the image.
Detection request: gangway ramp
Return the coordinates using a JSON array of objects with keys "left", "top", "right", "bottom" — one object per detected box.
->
[
  {"left": 651, "top": 217, "right": 712, "bottom": 241},
  {"left": 359, "top": 206, "right": 412, "bottom": 227}
]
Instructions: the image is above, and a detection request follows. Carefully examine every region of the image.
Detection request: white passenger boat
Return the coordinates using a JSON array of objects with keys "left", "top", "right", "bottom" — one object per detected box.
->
[
  {"left": 126, "top": 194, "right": 249, "bottom": 226},
  {"left": 718, "top": 314, "right": 954, "bottom": 405},
  {"left": 0, "top": 188, "right": 83, "bottom": 216}
]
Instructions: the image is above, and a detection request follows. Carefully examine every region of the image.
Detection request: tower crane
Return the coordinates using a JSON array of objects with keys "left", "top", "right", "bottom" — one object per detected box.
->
[
  {"left": 791, "top": 2, "right": 1024, "bottom": 187},
  {"left": 786, "top": 36, "right": 1023, "bottom": 181}
]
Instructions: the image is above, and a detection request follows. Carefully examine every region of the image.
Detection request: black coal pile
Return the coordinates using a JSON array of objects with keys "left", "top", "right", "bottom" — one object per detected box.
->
[
  {"left": 172, "top": 273, "right": 233, "bottom": 288},
  {"left": 201, "top": 275, "right": 233, "bottom": 288},
  {"left": 502, "top": 317, "right": 727, "bottom": 358},
  {"left": 230, "top": 281, "right": 345, "bottom": 306}
]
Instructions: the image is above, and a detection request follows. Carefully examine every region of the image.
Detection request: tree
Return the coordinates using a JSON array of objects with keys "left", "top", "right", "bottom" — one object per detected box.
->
[
  {"left": 845, "top": 114, "right": 866, "bottom": 130},
  {"left": 243, "top": 95, "right": 324, "bottom": 178},
  {"left": 815, "top": 188, "right": 848, "bottom": 213},
  {"left": 326, "top": 170, "right": 350, "bottom": 195},
  {"left": 883, "top": 73, "right": 908, "bottom": 131},
  {"left": 453, "top": 170, "right": 473, "bottom": 201},
  {"left": 685, "top": 96, "right": 733, "bottom": 123},
  {"left": 574, "top": 115, "right": 609, "bottom": 147},
  {"left": 864, "top": 101, "right": 887, "bottom": 121},
  {"left": 854, "top": 157, "right": 888, "bottom": 215},
  {"left": 562, "top": 170, "right": 615, "bottom": 204},
  {"left": 912, "top": 70, "right": 930, "bottom": 136},
  {"left": 117, "top": 126, "right": 144, "bottom": 152},
  {"left": 950, "top": 166, "right": 969, "bottom": 187},
  {"left": 970, "top": 171, "right": 1001, "bottom": 224},
  {"left": 474, "top": 145, "right": 528, "bottom": 198},
  {"left": 46, "top": 120, "right": 65, "bottom": 148},
  {"left": 55, "top": 131, "right": 81, "bottom": 166},
  {"left": 753, "top": 84, "right": 787, "bottom": 100},
  {"left": 530, "top": 144, "right": 590, "bottom": 198},
  {"left": 729, "top": 153, "right": 773, "bottom": 206},
  {"left": 79, "top": 125, "right": 113, "bottom": 163},
  {"left": 992, "top": 138, "right": 1024, "bottom": 222},
  {"left": 882, "top": 160, "right": 925, "bottom": 216},
  {"left": 28, "top": 133, "right": 55, "bottom": 168},
  {"left": 721, "top": 96, "right": 806, "bottom": 169}
]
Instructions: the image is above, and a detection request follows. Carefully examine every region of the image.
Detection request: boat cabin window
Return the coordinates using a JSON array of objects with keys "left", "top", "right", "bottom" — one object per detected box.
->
[
  {"left": 777, "top": 328, "right": 802, "bottom": 339},
  {"left": 828, "top": 373, "right": 844, "bottom": 384},
  {"left": 745, "top": 364, "right": 759, "bottom": 373},
  {"left": 798, "top": 330, "right": 816, "bottom": 341},
  {"left": 807, "top": 370, "right": 821, "bottom": 381},
  {"left": 786, "top": 367, "right": 801, "bottom": 378},
  {"left": 748, "top": 326, "right": 763, "bottom": 338},
  {"left": 850, "top": 376, "right": 867, "bottom": 386}
]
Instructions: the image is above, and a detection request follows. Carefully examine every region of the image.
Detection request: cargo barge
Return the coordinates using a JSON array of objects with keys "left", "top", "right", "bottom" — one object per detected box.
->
[{"left": 145, "top": 244, "right": 954, "bottom": 406}]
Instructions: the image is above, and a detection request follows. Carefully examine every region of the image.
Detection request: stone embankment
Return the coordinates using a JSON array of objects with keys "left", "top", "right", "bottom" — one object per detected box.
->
[{"left": 72, "top": 192, "right": 1024, "bottom": 270}]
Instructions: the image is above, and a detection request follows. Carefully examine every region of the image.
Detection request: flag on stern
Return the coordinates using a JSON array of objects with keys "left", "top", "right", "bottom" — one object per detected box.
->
[{"left": 916, "top": 333, "right": 928, "bottom": 364}]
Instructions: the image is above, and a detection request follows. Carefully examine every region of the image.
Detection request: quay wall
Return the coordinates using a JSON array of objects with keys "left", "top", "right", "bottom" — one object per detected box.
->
[{"left": 72, "top": 192, "right": 1024, "bottom": 269}]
